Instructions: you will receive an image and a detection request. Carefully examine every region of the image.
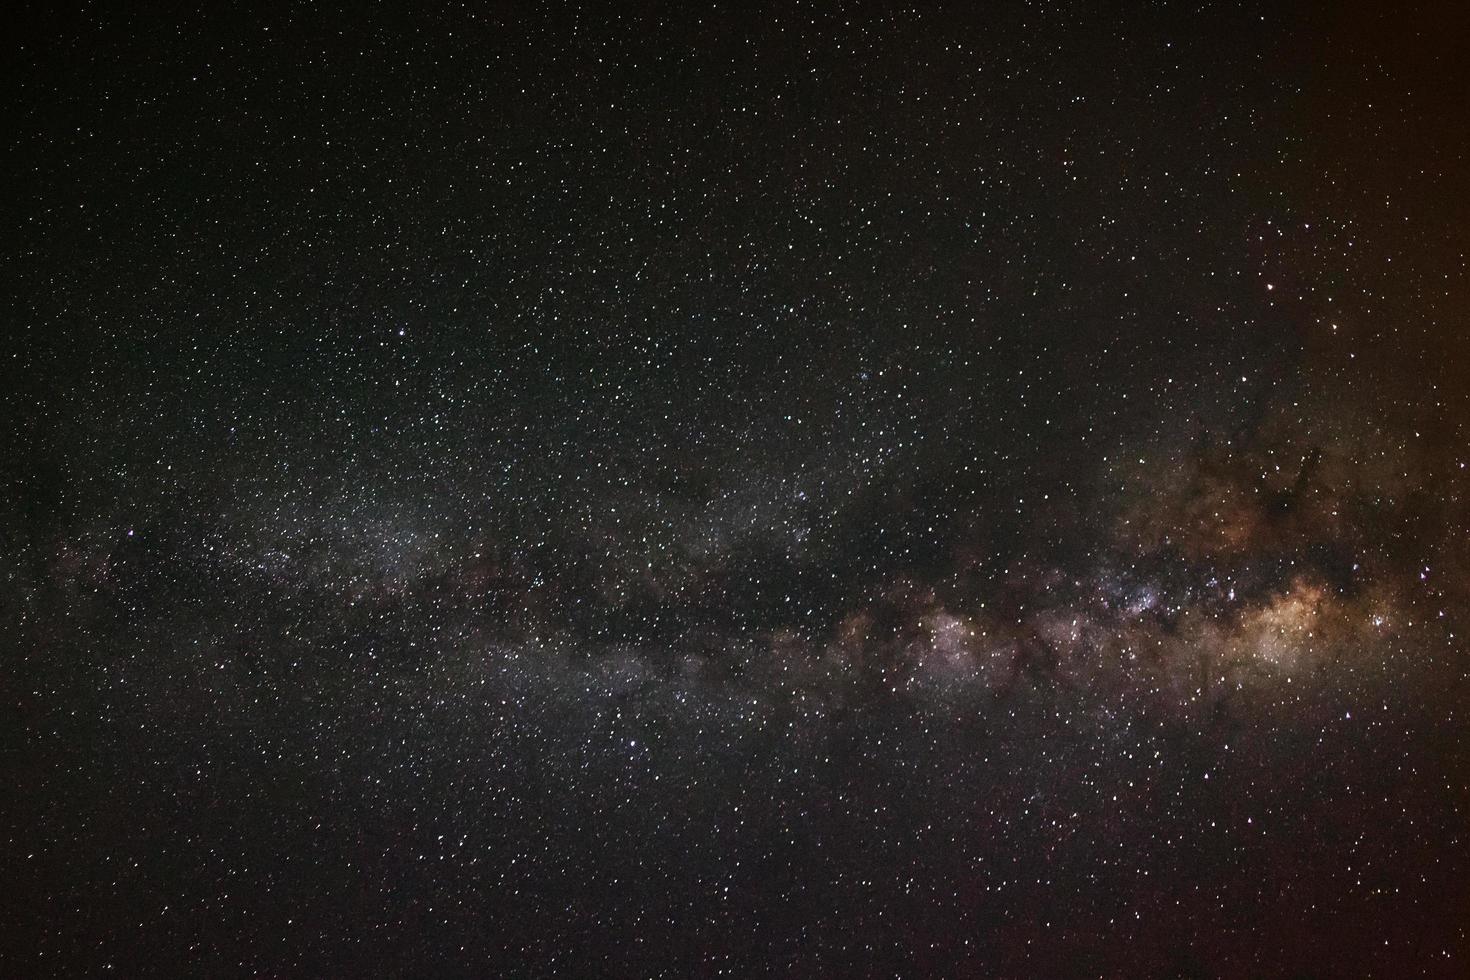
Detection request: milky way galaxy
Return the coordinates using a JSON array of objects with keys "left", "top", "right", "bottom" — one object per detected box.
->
[{"left": 5, "top": 3, "right": 1470, "bottom": 976}]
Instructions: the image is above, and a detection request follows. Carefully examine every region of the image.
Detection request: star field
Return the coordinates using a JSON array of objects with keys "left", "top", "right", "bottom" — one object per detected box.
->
[{"left": 4, "top": 3, "right": 1470, "bottom": 976}]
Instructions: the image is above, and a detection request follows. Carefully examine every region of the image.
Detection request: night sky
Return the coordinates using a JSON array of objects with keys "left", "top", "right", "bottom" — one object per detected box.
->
[{"left": 5, "top": 2, "right": 1470, "bottom": 976}]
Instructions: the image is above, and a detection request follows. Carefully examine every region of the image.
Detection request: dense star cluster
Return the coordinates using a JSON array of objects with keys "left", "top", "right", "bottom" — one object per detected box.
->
[{"left": 4, "top": 3, "right": 1469, "bottom": 976}]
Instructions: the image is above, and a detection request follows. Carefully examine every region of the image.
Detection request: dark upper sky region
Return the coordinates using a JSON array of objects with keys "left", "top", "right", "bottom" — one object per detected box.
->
[{"left": 4, "top": 2, "right": 1469, "bottom": 976}]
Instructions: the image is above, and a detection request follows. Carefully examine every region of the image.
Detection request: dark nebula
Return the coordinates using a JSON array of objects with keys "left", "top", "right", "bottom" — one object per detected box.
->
[{"left": 4, "top": 3, "right": 1470, "bottom": 976}]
